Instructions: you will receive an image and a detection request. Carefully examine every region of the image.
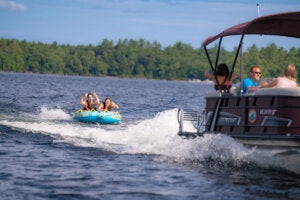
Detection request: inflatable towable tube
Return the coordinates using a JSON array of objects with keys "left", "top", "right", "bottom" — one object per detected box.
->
[{"left": 73, "top": 110, "right": 122, "bottom": 124}]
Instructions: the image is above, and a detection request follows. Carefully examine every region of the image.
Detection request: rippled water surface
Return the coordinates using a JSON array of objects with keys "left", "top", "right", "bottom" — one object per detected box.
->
[{"left": 0, "top": 72, "right": 299, "bottom": 200}]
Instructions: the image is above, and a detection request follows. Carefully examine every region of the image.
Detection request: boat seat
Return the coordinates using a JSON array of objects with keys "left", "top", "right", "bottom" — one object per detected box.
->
[{"left": 255, "top": 87, "right": 300, "bottom": 96}]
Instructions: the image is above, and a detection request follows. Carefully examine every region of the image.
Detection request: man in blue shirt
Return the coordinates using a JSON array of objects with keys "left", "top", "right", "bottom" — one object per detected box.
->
[{"left": 242, "top": 66, "right": 262, "bottom": 94}]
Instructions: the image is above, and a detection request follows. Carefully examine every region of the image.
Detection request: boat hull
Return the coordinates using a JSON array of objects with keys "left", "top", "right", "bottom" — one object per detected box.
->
[
  {"left": 73, "top": 110, "right": 122, "bottom": 124},
  {"left": 227, "top": 134, "right": 300, "bottom": 150}
]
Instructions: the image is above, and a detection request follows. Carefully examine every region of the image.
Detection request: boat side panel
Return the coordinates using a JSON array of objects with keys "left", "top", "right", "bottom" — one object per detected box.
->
[{"left": 205, "top": 95, "right": 300, "bottom": 135}]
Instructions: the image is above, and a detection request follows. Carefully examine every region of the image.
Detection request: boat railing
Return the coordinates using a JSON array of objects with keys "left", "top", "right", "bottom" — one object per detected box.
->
[{"left": 206, "top": 87, "right": 300, "bottom": 97}]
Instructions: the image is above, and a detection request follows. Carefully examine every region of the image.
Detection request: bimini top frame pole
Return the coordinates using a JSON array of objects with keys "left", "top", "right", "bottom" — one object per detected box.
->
[
  {"left": 203, "top": 33, "right": 245, "bottom": 95},
  {"left": 203, "top": 37, "right": 223, "bottom": 89},
  {"left": 203, "top": 33, "right": 245, "bottom": 132}
]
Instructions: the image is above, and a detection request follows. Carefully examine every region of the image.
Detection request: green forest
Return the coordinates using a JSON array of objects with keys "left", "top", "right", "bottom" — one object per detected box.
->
[{"left": 0, "top": 38, "right": 299, "bottom": 80}]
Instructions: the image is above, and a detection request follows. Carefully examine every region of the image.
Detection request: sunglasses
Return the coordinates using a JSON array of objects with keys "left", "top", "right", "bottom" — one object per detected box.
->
[{"left": 251, "top": 71, "right": 261, "bottom": 75}]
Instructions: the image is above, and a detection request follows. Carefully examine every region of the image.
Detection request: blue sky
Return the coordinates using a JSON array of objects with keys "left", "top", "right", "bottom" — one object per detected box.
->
[{"left": 1, "top": 0, "right": 300, "bottom": 50}]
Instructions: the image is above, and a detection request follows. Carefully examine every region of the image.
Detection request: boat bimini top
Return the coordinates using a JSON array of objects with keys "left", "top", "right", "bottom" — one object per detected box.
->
[
  {"left": 204, "top": 11, "right": 300, "bottom": 46},
  {"left": 202, "top": 11, "right": 300, "bottom": 94}
]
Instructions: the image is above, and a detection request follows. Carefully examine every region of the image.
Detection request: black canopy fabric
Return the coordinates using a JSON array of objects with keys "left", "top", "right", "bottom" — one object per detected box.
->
[{"left": 203, "top": 11, "right": 300, "bottom": 46}]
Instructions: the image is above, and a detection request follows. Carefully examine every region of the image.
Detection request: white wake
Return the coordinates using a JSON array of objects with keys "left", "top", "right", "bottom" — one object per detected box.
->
[{"left": 1, "top": 107, "right": 297, "bottom": 174}]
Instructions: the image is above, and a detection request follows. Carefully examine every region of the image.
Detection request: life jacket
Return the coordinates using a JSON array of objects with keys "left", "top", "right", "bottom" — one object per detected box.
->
[{"left": 84, "top": 100, "right": 96, "bottom": 111}]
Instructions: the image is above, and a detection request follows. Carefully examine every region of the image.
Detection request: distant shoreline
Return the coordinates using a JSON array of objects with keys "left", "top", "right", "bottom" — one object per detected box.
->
[{"left": 1, "top": 71, "right": 216, "bottom": 84}]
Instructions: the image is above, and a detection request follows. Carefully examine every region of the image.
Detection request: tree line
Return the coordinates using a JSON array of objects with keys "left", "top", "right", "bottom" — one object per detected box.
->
[{"left": 0, "top": 38, "right": 299, "bottom": 80}]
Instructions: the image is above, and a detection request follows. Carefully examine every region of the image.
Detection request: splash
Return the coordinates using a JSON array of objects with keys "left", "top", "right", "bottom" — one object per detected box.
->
[
  {"left": 0, "top": 109, "right": 253, "bottom": 160},
  {"left": 38, "top": 106, "right": 72, "bottom": 120},
  {"left": 249, "top": 149, "right": 300, "bottom": 175},
  {"left": 1, "top": 108, "right": 298, "bottom": 174}
]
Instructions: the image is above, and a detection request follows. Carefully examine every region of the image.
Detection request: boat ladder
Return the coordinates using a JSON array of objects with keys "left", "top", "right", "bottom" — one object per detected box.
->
[{"left": 177, "top": 108, "right": 205, "bottom": 139}]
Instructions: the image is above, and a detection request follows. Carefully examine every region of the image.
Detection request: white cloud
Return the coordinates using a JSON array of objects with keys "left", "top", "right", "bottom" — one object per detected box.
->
[{"left": 0, "top": 0, "right": 27, "bottom": 11}]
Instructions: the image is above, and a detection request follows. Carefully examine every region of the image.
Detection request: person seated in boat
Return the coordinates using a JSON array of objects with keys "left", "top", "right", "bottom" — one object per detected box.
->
[
  {"left": 204, "top": 63, "right": 237, "bottom": 92},
  {"left": 98, "top": 97, "right": 119, "bottom": 112},
  {"left": 262, "top": 64, "right": 298, "bottom": 88},
  {"left": 79, "top": 92, "right": 100, "bottom": 111},
  {"left": 242, "top": 65, "right": 262, "bottom": 94}
]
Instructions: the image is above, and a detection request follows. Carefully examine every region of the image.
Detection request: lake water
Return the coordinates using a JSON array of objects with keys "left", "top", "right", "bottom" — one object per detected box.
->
[{"left": 0, "top": 72, "right": 299, "bottom": 200}]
